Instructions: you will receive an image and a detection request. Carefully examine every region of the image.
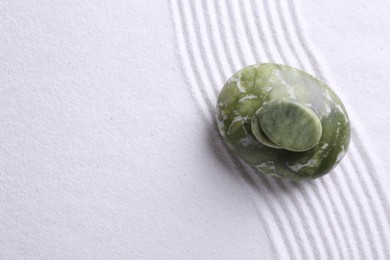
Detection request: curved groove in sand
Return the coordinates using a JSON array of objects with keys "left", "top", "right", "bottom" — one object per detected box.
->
[
  {"left": 173, "top": 1, "right": 296, "bottom": 258},
  {"left": 267, "top": 1, "right": 383, "bottom": 259},
  {"left": 288, "top": 1, "right": 390, "bottom": 259}
]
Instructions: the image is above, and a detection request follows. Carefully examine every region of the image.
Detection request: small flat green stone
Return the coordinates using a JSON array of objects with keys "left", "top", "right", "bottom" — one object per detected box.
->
[
  {"left": 260, "top": 99, "right": 322, "bottom": 152},
  {"left": 251, "top": 108, "right": 281, "bottom": 149}
]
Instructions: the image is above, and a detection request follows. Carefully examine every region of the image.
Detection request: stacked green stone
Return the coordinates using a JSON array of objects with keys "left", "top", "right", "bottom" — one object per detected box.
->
[{"left": 216, "top": 63, "right": 350, "bottom": 180}]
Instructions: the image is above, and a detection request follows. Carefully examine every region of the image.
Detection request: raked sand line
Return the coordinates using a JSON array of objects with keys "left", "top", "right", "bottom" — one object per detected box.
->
[
  {"left": 289, "top": 0, "right": 390, "bottom": 258},
  {"left": 183, "top": 1, "right": 322, "bottom": 258},
  {"left": 258, "top": 1, "right": 362, "bottom": 258},
  {"left": 170, "top": 0, "right": 390, "bottom": 259},
  {"left": 272, "top": 1, "right": 388, "bottom": 256},
  {"left": 221, "top": 1, "right": 346, "bottom": 258},
  {"left": 274, "top": 3, "right": 359, "bottom": 258},
  {"left": 242, "top": 2, "right": 346, "bottom": 258},
  {"left": 170, "top": 2, "right": 289, "bottom": 259},
  {"left": 187, "top": 1, "right": 321, "bottom": 259},
  {"left": 227, "top": 3, "right": 328, "bottom": 259},
  {"left": 274, "top": 1, "right": 385, "bottom": 259},
  {"left": 216, "top": 2, "right": 338, "bottom": 255},
  {"left": 172, "top": 1, "right": 302, "bottom": 259},
  {"left": 279, "top": 1, "right": 389, "bottom": 258},
  {"left": 169, "top": 1, "right": 214, "bottom": 121},
  {"left": 247, "top": 1, "right": 382, "bottom": 256}
]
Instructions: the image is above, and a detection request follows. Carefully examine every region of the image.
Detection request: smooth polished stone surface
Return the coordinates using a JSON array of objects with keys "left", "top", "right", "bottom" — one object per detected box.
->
[
  {"left": 216, "top": 63, "right": 351, "bottom": 180},
  {"left": 251, "top": 107, "right": 281, "bottom": 149},
  {"left": 259, "top": 98, "right": 322, "bottom": 152}
]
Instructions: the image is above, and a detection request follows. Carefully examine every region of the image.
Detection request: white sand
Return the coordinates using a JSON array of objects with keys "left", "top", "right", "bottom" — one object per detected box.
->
[{"left": 1, "top": 1, "right": 389, "bottom": 259}]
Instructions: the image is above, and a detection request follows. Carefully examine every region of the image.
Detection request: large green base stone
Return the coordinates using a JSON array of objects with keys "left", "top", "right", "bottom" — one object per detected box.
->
[{"left": 216, "top": 63, "right": 351, "bottom": 181}]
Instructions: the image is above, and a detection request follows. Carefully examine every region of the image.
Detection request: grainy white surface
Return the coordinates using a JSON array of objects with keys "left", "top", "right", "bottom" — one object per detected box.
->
[{"left": 1, "top": 1, "right": 389, "bottom": 259}]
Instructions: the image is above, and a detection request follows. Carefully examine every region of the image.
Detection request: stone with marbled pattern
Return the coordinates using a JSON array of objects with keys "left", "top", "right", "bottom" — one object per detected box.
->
[{"left": 216, "top": 63, "right": 350, "bottom": 180}]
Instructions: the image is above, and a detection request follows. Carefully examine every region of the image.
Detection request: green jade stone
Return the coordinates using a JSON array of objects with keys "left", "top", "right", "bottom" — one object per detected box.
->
[
  {"left": 259, "top": 98, "right": 322, "bottom": 152},
  {"left": 251, "top": 107, "right": 281, "bottom": 149},
  {"left": 216, "top": 63, "right": 351, "bottom": 180}
]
